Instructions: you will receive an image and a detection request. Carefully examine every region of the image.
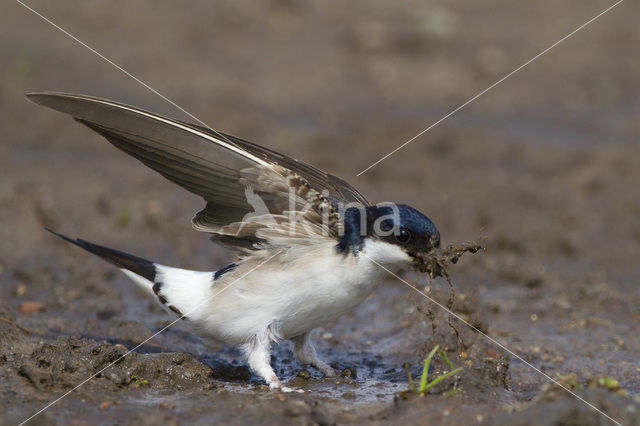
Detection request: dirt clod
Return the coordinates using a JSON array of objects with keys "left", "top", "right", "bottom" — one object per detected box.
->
[
  {"left": 18, "top": 337, "right": 214, "bottom": 392},
  {"left": 414, "top": 241, "right": 485, "bottom": 279},
  {"left": 297, "top": 369, "right": 311, "bottom": 379},
  {"left": 18, "top": 301, "right": 46, "bottom": 314},
  {"left": 340, "top": 366, "right": 357, "bottom": 379}
]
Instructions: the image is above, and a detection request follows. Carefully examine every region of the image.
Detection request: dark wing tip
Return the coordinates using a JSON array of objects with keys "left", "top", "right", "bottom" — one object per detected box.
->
[
  {"left": 25, "top": 92, "right": 96, "bottom": 116},
  {"left": 26, "top": 91, "right": 68, "bottom": 105},
  {"left": 26, "top": 92, "right": 77, "bottom": 117}
]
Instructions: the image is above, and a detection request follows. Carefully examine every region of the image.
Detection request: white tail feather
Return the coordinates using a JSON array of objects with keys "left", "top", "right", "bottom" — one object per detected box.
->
[{"left": 121, "top": 265, "right": 214, "bottom": 318}]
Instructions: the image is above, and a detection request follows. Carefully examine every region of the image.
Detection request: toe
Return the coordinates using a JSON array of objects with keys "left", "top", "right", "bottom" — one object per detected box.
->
[
  {"left": 280, "top": 386, "right": 305, "bottom": 393},
  {"left": 321, "top": 366, "right": 338, "bottom": 377},
  {"left": 268, "top": 377, "right": 283, "bottom": 390}
]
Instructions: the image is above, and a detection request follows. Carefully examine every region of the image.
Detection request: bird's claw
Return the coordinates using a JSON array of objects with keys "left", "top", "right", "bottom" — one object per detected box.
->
[
  {"left": 320, "top": 366, "right": 338, "bottom": 377},
  {"left": 269, "top": 381, "right": 304, "bottom": 393}
]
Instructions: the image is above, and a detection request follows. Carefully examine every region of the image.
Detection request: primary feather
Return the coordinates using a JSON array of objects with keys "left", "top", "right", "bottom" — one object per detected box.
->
[{"left": 27, "top": 92, "right": 368, "bottom": 251}]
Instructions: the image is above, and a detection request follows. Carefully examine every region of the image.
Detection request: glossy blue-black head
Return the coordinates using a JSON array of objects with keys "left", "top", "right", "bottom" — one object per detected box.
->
[
  {"left": 368, "top": 204, "right": 440, "bottom": 253},
  {"left": 338, "top": 204, "right": 440, "bottom": 257}
]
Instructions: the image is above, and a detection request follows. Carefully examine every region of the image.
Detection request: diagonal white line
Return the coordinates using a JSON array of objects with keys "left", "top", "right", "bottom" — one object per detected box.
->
[
  {"left": 361, "top": 253, "right": 623, "bottom": 426},
  {"left": 15, "top": 0, "right": 238, "bottom": 149},
  {"left": 356, "top": 0, "right": 625, "bottom": 176},
  {"left": 18, "top": 250, "right": 283, "bottom": 426}
]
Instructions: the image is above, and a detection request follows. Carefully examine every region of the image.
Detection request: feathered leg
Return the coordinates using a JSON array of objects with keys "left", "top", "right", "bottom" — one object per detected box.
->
[
  {"left": 292, "top": 332, "right": 336, "bottom": 377},
  {"left": 244, "top": 328, "right": 301, "bottom": 392}
]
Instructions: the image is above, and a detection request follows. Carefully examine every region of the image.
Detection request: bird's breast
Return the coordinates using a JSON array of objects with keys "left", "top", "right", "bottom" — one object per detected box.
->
[
  {"left": 195, "top": 241, "right": 405, "bottom": 342},
  {"left": 268, "top": 244, "right": 391, "bottom": 338}
]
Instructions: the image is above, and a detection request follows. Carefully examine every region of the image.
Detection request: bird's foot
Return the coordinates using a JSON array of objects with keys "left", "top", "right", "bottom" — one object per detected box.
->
[
  {"left": 277, "top": 385, "right": 305, "bottom": 393},
  {"left": 269, "top": 377, "right": 304, "bottom": 393},
  {"left": 318, "top": 365, "right": 338, "bottom": 377}
]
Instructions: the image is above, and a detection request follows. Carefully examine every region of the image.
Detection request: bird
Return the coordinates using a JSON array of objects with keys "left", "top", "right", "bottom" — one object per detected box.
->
[{"left": 27, "top": 92, "right": 440, "bottom": 391}]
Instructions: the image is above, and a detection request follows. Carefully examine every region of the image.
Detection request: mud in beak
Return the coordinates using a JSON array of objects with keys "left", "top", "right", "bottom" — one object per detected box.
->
[{"left": 412, "top": 241, "right": 484, "bottom": 279}]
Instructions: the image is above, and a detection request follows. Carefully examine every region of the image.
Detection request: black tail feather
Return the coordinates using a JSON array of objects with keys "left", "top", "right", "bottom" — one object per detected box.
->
[{"left": 46, "top": 228, "right": 156, "bottom": 282}]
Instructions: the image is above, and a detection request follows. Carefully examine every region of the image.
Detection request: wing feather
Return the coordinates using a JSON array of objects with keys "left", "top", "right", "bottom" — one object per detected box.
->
[{"left": 27, "top": 92, "right": 369, "bottom": 250}]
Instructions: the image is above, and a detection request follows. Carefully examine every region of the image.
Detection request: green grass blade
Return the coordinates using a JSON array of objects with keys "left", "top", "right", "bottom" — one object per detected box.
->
[
  {"left": 438, "top": 348, "right": 455, "bottom": 370},
  {"left": 424, "top": 367, "right": 463, "bottom": 393},
  {"left": 404, "top": 362, "right": 417, "bottom": 394},
  {"left": 419, "top": 345, "right": 439, "bottom": 395}
]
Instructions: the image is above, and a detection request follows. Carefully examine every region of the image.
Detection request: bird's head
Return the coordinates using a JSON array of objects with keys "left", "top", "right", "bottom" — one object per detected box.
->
[{"left": 338, "top": 204, "right": 440, "bottom": 269}]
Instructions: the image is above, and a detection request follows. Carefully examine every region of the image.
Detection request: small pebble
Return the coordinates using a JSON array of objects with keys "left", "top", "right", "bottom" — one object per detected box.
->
[
  {"left": 340, "top": 366, "right": 357, "bottom": 379},
  {"left": 486, "top": 349, "right": 501, "bottom": 359},
  {"left": 16, "top": 283, "right": 27, "bottom": 296},
  {"left": 18, "top": 301, "right": 46, "bottom": 314},
  {"left": 297, "top": 369, "right": 311, "bottom": 380}
]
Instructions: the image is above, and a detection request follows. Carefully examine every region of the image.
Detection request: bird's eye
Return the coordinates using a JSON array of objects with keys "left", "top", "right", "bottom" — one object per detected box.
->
[{"left": 395, "top": 228, "right": 412, "bottom": 244}]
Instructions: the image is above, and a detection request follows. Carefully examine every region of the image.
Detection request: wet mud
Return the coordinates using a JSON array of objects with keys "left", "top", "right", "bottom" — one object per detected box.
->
[{"left": 2, "top": 0, "right": 639, "bottom": 424}]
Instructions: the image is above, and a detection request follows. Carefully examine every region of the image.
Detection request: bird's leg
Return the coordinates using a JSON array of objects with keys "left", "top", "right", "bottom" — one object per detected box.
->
[
  {"left": 244, "top": 332, "right": 279, "bottom": 389},
  {"left": 292, "top": 332, "right": 337, "bottom": 377},
  {"left": 244, "top": 329, "right": 300, "bottom": 392}
]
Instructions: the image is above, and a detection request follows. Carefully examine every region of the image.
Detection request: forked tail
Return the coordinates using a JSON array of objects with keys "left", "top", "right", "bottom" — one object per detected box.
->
[{"left": 47, "top": 229, "right": 216, "bottom": 319}]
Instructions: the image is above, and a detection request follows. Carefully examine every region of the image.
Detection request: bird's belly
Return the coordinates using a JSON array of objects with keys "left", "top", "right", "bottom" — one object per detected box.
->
[
  {"left": 277, "top": 269, "right": 377, "bottom": 338},
  {"left": 196, "top": 244, "right": 386, "bottom": 343}
]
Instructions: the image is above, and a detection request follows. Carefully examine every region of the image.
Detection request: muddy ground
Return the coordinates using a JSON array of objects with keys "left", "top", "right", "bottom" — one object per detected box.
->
[{"left": 1, "top": 0, "right": 639, "bottom": 424}]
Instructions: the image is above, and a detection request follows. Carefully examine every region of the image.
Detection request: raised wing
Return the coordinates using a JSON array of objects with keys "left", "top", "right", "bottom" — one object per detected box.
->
[{"left": 27, "top": 92, "right": 369, "bottom": 250}]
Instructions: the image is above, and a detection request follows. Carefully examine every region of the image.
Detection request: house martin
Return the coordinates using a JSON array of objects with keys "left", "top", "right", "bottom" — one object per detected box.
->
[{"left": 28, "top": 92, "right": 440, "bottom": 391}]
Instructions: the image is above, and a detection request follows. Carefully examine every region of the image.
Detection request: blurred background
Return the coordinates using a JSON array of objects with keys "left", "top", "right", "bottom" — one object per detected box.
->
[{"left": 1, "top": 0, "right": 638, "bottom": 424}]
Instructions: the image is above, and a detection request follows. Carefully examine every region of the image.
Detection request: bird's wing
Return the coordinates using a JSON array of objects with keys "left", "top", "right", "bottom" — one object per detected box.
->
[{"left": 27, "top": 92, "right": 369, "bottom": 251}]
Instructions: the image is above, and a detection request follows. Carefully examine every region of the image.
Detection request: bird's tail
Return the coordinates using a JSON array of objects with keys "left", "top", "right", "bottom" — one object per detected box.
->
[{"left": 47, "top": 229, "right": 215, "bottom": 319}]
